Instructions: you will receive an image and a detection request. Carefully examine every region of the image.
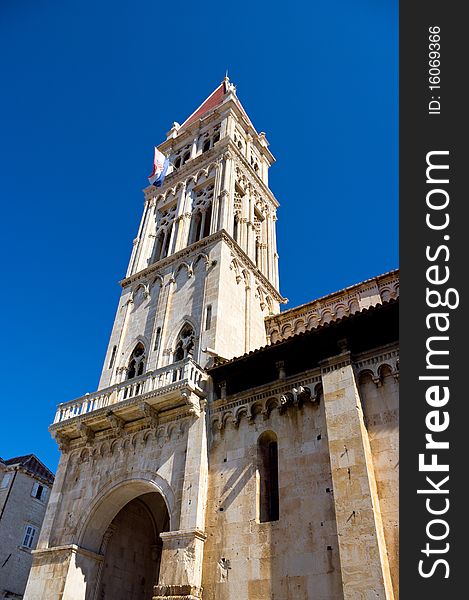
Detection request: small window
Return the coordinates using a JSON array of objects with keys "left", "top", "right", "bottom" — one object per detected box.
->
[
  {"left": 213, "top": 132, "right": 220, "bottom": 144},
  {"left": 22, "top": 524, "right": 38, "bottom": 549},
  {"left": 109, "top": 345, "right": 117, "bottom": 369},
  {"left": 202, "top": 139, "right": 210, "bottom": 153},
  {"left": 174, "top": 156, "right": 181, "bottom": 169},
  {"left": 205, "top": 305, "right": 212, "bottom": 330},
  {"left": 31, "top": 481, "right": 47, "bottom": 502},
  {"left": 154, "top": 327, "right": 161, "bottom": 351},
  {"left": 182, "top": 151, "right": 190, "bottom": 165},
  {"left": 258, "top": 431, "right": 279, "bottom": 522},
  {"left": 1, "top": 473, "right": 12, "bottom": 489}
]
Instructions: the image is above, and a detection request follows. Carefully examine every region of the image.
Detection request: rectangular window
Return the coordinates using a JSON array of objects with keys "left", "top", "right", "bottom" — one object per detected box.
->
[
  {"left": 205, "top": 305, "right": 212, "bottom": 330},
  {"left": 1, "top": 473, "right": 12, "bottom": 488},
  {"left": 31, "top": 481, "right": 47, "bottom": 502},
  {"left": 22, "top": 524, "right": 37, "bottom": 549}
]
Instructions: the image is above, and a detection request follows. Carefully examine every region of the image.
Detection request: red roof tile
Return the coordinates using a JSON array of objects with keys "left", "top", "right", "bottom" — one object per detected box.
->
[{"left": 181, "top": 82, "right": 227, "bottom": 128}]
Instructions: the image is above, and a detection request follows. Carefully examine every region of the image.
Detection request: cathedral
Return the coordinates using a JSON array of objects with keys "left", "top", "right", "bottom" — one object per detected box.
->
[{"left": 24, "top": 78, "right": 399, "bottom": 600}]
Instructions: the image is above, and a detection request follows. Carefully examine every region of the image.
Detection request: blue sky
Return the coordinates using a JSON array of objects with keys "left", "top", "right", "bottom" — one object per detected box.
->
[{"left": 0, "top": 0, "right": 398, "bottom": 472}]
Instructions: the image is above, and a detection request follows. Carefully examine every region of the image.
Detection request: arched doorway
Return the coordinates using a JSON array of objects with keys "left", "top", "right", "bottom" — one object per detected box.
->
[{"left": 97, "top": 492, "right": 169, "bottom": 600}]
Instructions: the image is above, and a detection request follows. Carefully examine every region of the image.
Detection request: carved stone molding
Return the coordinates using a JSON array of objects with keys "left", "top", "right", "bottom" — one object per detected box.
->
[
  {"left": 77, "top": 422, "right": 94, "bottom": 444},
  {"left": 106, "top": 411, "right": 125, "bottom": 434},
  {"left": 210, "top": 373, "right": 322, "bottom": 433},
  {"left": 138, "top": 401, "right": 160, "bottom": 428}
]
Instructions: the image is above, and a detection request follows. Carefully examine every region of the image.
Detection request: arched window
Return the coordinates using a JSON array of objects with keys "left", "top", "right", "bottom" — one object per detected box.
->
[
  {"left": 154, "top": 231, "right": 165, "bottom": 262},
  {"left": 190, "top": 211, "right": 202, "bottom": 244},
  {"left": 182, "top": 151, "right": 190, "bottom": 165},
  {"left": 174, "top": 323, "right": 195, "bottom": 363},
  {"left": 174, "top": 156, "right": 181, "bottom": 169},
  {"left": 127, "top": 343, "right": 145, "bottom": 380},
  {"left": 213, "top": 132, "right": 220, "bottom": 144},
  {"left": 161, "top": 225, "right": 172, "bottom": 259},
  {"left": 108, "top": 345, "right": 117, "bottom": 369},
  {"left": 258, "top": 431, "right": 279, "bottom": 522},
  {"left": 233, "top": 215, "right": 239, "bottom": 242},
  {"left": 203, "top": 203, "right": 212, "bottom": 238},
  {"left": 202, "top": 139, "right": 210, "bottom": 153}
]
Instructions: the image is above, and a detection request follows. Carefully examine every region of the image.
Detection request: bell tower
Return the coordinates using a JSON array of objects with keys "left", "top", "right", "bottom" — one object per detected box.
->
[
  {"left": 24, "top": 78, "right": 285, "bottom": 600},
  {"left": 98, "top": 76, "right": 284, "bottom": 391}
]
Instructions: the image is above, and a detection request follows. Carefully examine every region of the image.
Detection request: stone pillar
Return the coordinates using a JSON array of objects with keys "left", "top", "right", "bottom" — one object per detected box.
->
[
  {"left": 153, "top": 394, "right": 208, "bottom": 600},
  {"left": 320, "top": 352, "right": 394, "bottom": 600},
  {"left": 24, "top": 545, "right": 102, "bottom": 600},
  {"left": 219, "top": 151, "right": 233, "bottom": 233}
]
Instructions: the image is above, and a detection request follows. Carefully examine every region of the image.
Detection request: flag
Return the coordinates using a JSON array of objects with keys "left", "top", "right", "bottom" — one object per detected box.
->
[{"left": 148, "top": 147, "right": 169, "bottom": 187}]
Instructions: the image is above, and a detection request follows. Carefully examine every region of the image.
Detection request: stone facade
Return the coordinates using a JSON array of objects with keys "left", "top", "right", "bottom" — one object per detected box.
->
[
  {"left": 24, "top": 78, "right": 399, "bottom": 600},
  {"left": 0, "top": 455, "right": 54, "bottom": 599}
]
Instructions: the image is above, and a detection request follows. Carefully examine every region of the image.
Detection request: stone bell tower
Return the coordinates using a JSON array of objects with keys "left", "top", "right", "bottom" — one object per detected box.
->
[
  {"left": 24, "top": 77, "right": 284, "bottom": 600},
  {"left": 98, "top": 75, "right": 284, "bottom": 394}
]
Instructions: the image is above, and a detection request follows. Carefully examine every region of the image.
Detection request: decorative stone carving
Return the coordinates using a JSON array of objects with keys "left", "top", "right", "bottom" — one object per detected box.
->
[
  {"left": 77, "top": 422, "right": 94, "bottom": 444},
  {"left": 106, "top": 411, "right": 125, "bottom": 434}
]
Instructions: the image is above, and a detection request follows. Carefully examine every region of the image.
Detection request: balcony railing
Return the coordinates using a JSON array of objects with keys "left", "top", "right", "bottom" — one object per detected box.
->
[{"left": 53, "top": 358, "right": 206, "bottom": 424}]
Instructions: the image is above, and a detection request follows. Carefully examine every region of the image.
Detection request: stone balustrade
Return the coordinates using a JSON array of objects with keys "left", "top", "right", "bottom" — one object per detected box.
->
[{"left": 53, "top": 358, "right": 206, "bottom": 424}]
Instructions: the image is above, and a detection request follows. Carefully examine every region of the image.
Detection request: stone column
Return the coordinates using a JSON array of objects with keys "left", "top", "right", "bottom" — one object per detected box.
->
[
  {"left": 219, "top": 151, "right": 233, "bottom": 233},
  {"left": 320, "top": 351, "right": 394, "bottom": 600},
  {"left": 24, "top": 545, "right": 103, "bottom": 600},
  {"left": 153, "top": 394, "right": 208, "bottom": 600}
]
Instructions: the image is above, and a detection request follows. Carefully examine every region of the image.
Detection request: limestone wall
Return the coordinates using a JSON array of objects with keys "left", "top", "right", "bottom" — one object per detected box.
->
[
  {"left": 358, "top": 369, "right": 399, "bottom": 597},
  {"left": 203, "top": 398, "right": 344, "bottom": 600}
]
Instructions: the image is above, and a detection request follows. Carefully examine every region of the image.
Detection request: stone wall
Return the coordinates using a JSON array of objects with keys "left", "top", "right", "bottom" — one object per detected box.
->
[{"left": 203, "top": 398, "right": 344, "bottom": 600}]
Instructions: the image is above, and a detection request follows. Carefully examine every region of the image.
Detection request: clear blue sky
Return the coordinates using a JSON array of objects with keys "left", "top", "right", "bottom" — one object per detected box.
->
[{"left": 0, "top": 0, "right": 398, "bottom": 472}]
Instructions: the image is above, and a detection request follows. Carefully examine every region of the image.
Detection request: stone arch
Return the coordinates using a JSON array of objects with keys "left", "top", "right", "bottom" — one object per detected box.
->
[
  {"left": 335, "top": 303, "right": 348, "bottom": 319},
  {"left": 293, "top": 319, "right": 305, "bottom": 334},
  {"left": 358, "top": 368, "right": 376, "bottom": 385},
  {"left": 193, "top": 252, "right": 210, "bottom": 271},
  {"left": 151, "top": 274, "right": 164, "bottom": 288},
  {"left": 174, "top": 261, "right": 193, "bottom": 280},
  {"left": 222, "top": 411, "right": 234, "bottom": 429},
  {"left": 78, "top": 474, "right": 175, "bottom": 554},
  {"left": 122, "top": 336, "right": 149, "bottom": 368},
  {"left": 264, "top": 396, "right": 280, "bottom": 417},
  {"left": 234, "top": 406, "right": 249, "bottom": 427},
  {"left": 380, "top": 286, "right": 393, "bottom": 302},
  {"left": 378, "top": 363, "right": 394, "bottom": 380},
  {"left": 130, "top": 282, "right": 149, "bottom": 302},
  {"left": 166, "top": 316, "right": 198, "bottom": 355}
]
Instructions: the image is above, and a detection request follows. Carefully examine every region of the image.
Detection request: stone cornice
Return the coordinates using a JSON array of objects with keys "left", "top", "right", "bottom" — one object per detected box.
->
[
  {"left": 266, "top": 270, "right": 399, "bottom": 341},
  {"left": 119, "top": 229, "right": 285, "bottom": 303}
]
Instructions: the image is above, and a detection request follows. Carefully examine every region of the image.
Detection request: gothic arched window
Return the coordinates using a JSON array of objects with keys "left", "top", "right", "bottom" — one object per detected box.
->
[
  {"left": 203, "top": 203, "right": 212, "bottom": 238},
  {"left": 202, "top": 139, "right": 210, "bottom": 153},
  {"left": 174, "top": 324, "right": 195, "bottom": 363},
  {"left": 127, "top": 343, "right": 145, "bottom": 380},
  {"left": 258, "top": 431, "right": 279, "bottom": 522},
  {"left": 161, "top": 225, "right": 173, "bottom": 259},
  {"left": 154, "top": 231, "right": 165, "bottom": 263},
  {"left": 190, "top": 212, "right": 202, "bottom": 244}
]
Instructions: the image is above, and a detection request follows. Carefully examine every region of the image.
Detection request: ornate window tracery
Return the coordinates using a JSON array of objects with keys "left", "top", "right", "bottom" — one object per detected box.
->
[
  {"left": 174, "top": 323, "right": 195, "bottom": 362},
  {"left": 127, "top": 342, "right": 146, "bottom": 380}
]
